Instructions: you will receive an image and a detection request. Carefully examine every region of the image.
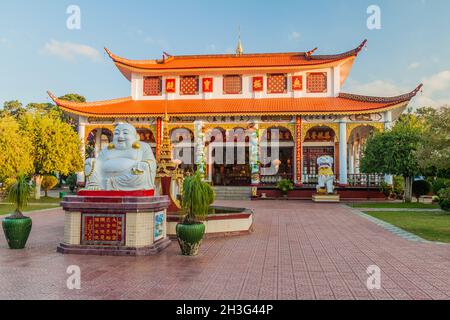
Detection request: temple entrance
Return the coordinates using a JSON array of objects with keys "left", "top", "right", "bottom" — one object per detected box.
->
[
  {"left": 302, "top": 126, "right": 336, "bottom": 185},
  {"left": 208, "top": 127, "right": 251, "bottom": 186}
]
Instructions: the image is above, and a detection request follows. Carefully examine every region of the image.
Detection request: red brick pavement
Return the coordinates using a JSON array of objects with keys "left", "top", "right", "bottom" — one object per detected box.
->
[{"left": 1, "top": 201, "right": 449, "bottom": 300}]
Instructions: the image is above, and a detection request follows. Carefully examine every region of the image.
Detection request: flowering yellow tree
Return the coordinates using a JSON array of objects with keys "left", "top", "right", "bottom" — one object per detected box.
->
[
  {"left": 20, "top": 112, "right": 83, "bottom": 199},
  {"left": 0, "top": 116, "right": 34, "bottom": 184}
]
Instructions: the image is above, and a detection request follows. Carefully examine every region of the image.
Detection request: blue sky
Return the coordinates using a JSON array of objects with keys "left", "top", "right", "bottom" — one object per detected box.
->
[{"left": 1, "top": 0, "right": 449, "bottom": 108}]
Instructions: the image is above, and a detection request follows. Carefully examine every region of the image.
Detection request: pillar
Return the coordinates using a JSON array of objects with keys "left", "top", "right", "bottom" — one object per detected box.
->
[
  {"left": 249, "top": 123, "right": 260, "bottom": 185},
  {"left": 156, "top": 117, "right": 163, "bottom": 162},
  {"left": 295, "top": 116, "right": 302, "bottom": 186},
  {"left": 348, "top": 143, "right": 355, "bottom": 175},
  {"left": 194, "top": 120, "right": 206, "bottom": 177},
  {"left": 94, "top": 129, "right": 102, "bottom": 158},
  {"left": 76, "top": 117, "right": 86, "bottom": 185},
  {"left": 384, "top": 111, "right": 394, "bottom": 185},
  {"left": 339, "top": 121, "right": 348, "bottom": 185}
]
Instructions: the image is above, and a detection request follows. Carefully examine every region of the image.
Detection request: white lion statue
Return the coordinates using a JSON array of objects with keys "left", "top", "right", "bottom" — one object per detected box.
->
[{"left": 316, "top": 155, "right": 335, "bottom": 194}]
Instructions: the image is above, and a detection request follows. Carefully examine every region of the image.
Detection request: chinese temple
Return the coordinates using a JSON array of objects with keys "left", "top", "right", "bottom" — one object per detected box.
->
[{"left": 48, "top": 39, "right": 422, "bottom": 199}]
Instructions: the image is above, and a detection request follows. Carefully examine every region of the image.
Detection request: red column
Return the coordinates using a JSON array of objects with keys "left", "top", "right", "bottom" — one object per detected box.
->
[
  {"left": 156, "top": 117, "right": 162, "bottom": 161},
  {"left": 295, "top": 116, "right": 302, "bottom": 187}
]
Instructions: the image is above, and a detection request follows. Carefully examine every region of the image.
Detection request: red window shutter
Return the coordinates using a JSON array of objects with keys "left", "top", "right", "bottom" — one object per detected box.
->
[
  {"left": 180, "top": 76, "right": 199, "bottom": 95},
  {"left": 307, "top": 73, "right": 327, "bottom": 93},
  {"left": 267, "top": 74, "right": 287, "bottom": 94},
  {"left": 223, "top": 75, "right": 242, "bottom": 94},
  {"left": 143, "top": 77, "right": 162, "bottom": 96}
]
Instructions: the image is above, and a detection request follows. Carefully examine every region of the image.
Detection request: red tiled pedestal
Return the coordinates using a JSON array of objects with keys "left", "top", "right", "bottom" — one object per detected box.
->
[{"left": 58, "top": 190, "right": 171, "bottom": 256}]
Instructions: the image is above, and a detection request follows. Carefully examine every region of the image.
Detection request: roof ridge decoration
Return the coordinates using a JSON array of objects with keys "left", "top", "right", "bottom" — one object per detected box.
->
[
  {"left": 103, "top": 39, "right": 368, "bottom": 70},
  {"left": 339, "top": 84, "right": 423, "bottom": 103}
]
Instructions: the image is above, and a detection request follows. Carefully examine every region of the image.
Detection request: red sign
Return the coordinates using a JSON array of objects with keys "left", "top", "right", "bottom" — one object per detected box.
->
[
  {"left": 252, "top": 77, "right": 264, "bottom": 92},
  {"left": 165, "top": 79, "right": 176, "bottom": 93},
  {"left": 83, "top": 214, "right": 124, "bottom": 244},
  {"left": 202, "top": 78, "right": 213, "bottom": 93},
  {"left": 292, "top": 76, "right": 303, "bottom": 91}
]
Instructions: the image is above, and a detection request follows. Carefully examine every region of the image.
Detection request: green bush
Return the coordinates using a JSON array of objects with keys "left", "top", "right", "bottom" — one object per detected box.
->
[
  {"left": 438, "top": 187, "right": 450, "bottom": 211},
  {"left": 66, "top": 174, "right": 78, "bottom": 193},
  {"left": 182, "top": 171, "right": 215, "bottom": 224},
  {"left": 277, "top": 179, "right": 294, "bottom": 196},
  {"left": 379, "top": 181, "right": 393, "bottom": 198},
  {"left": 412, "top": 180, "right": 432, "bottom": 201},
  {"left": 431, "top": 178, "right": 450, "bottom": 195},
  {"left": 393, "top": 176, "right": 405, "bottom": 200}
]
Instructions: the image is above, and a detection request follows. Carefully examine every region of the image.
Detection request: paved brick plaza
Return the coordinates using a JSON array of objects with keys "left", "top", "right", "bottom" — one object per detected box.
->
[{"left": 1, "top": 200, "right": 450, "bottom": 300}]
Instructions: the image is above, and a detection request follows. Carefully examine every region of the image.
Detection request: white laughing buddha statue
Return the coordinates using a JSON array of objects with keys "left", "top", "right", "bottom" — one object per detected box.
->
[{"left": 84, "top": 123, "right": 157, "bottom": 191}]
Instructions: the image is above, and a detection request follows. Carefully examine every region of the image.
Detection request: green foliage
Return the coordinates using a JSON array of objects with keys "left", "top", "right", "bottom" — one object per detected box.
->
[
  {"left": 66, "top": 174, "right": 78, "bottom": 193},
  {"left": 416, "top": 107, "right": 450, "bottom": 175},
  {"left": 6, "top": 176, "right": 32, "bottom": 218},
  {"left": 1, "top": 100, "right": 26, "bottom": 118},
  {"left": 0, "top": 116, "right": 34, "bottom": 182},
  {"left": 412, "top": 180, "right": 432, "bottom": 201},
  {"left": 181, "top": 172, "right": 215, "bottom": 224},
  {"left": 41, "top": 175, "right": 58, "bottom": 197},
  {"left": 393, "top": 176, "right": 405, "bottom": 200},
  {"left": 437, "top": 187, "right": 450, "bottom": 211},
  {"left": 431, "top": 178, "right": 450, "bottom": 195},
  {"left": 277, "top": 179, "right": 294, "bottom": 195},
  {"left": 379, "top": 181, "right": 393, "bottom": 198},
  {"left": 19, "top": 112, "right": 83, "bottom": 176}
]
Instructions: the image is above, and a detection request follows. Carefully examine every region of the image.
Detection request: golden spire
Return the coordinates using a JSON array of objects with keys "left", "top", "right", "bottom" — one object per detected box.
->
[{"left": 236, "top": 26, "right": 244, "bottom": 56}]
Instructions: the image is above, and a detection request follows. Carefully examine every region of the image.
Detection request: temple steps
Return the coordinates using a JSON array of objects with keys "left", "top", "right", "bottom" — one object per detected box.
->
[{"left": 212, "top": 186, "right": 253, "bottom": 200}]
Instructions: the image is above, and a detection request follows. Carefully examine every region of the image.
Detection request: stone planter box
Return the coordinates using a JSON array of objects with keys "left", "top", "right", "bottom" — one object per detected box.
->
[{"left": 167, "top": 206, "right": 254, "bottom": 238}]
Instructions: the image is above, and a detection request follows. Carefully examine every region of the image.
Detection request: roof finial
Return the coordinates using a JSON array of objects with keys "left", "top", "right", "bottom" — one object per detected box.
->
[{"left": 236, "top": 26, "right": 244, "bottom": 56}]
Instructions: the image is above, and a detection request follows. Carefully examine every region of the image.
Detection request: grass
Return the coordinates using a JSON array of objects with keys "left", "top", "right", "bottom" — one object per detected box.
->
[
  {"left": 0, "top": 196, "right": 60, "bottom": 215},
  {"left": 350, "top": 202, "right": 439, "bottom": 209},
  {"left": 365, "top": 211, "right": 450, "bottom": 243}
]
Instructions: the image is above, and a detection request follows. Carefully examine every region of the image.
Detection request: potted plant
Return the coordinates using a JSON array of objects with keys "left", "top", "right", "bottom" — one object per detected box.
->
[
  {"left": 176, "top": 172, "right": 215, "bottom": 256},
  {"left": 276, "top": 179, "right": 294, "bottom": 199},
  {"left": 2, "top": 175, "right": 33, "bottom": 249}
]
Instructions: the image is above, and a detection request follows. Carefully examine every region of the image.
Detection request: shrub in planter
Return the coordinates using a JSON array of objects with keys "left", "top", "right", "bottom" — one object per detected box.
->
[
  {"left": 176, "top": 172, "right": 215, "bottom": 256},
  {"left": 2, "top": 176, "right": 33, "bottom": 249},
  {"left": 438, "top": 187, "right": 450, "bottom": 211},
  {"left": 276, "top": 179, "right": 294, "bottom": 198},
  {"left": 412, "top": 180, "right": 432, "bottom": 202}
]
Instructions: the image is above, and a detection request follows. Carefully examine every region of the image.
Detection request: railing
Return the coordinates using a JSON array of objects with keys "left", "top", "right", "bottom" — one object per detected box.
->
[
  {"left": 260, "top": 173, "right": 294, "bottom": 185},
  {"left": 347, "top": 174, "right": 385, "bottom": 188},
  {"left": 302, "top": 174, "right": 339, "bottom": 186}
]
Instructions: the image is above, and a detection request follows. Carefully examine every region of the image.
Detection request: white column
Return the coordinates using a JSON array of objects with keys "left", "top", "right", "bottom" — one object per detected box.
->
[
  {"left": 194, "top": 120, "right": 206, "bottom": 177},
  {"left": 77, "top": 117, "right": 86, "bottom": 185},
  {"left": 348, "top": 143, "right": 355, "bottom": 175},
  {"left": 384, "top": 111, "right": 394, "bottom": 185},
  {"left": 339, "top": 121, "right": 348, "bottom": 185}
]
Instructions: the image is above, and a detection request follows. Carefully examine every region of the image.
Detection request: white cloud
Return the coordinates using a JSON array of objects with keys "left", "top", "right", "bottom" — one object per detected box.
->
[
  {"left": 344, "top": 70, "right": 450, "bottom": 109},
  {"left": 41, "top": 39, "right": 102, "bottom": 62},
  {"left": 408, "top": 62, "right": 420, "bottom": 70},
  {"left": 288, "top": 31, "right": 301, "bottom": 41}
]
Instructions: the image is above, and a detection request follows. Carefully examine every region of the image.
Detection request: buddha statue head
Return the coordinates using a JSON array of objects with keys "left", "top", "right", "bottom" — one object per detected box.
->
[{"left": 112, "top": 123, "right": 139, "bottom": 151}]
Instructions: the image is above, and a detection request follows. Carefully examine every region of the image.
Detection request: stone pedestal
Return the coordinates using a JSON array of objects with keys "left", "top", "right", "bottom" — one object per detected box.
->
[
  {"left": 312, "top": 194, "right": 341, "bottom": 203},
  {"left": 58, "top": 190, "right": 171, "bottom": 256}
]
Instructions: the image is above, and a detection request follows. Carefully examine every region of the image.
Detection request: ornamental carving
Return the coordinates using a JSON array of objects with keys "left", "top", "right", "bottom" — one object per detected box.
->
[
  {"left": 346, "top": 123, "right": 385, "bottom": 141},
  {"left": 301, "top": 123, "right": 340, "bottom": 142}
]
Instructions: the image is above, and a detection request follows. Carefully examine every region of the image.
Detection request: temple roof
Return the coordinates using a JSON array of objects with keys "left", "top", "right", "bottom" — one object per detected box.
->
[
  {"left": 105, "top": 40, "right": 367, "bottom": 80},
  {"left": 48, "top": 84, "right": 422, "bottom": 118}
]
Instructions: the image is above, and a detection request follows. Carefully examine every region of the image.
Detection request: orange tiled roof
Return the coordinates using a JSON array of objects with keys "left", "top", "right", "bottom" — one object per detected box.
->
[
  {"left": 105, "top": 40, "right": 367, "bottom": 73},
  {"left": 48, "top": 84, "right": 422, "bottom": 118}
]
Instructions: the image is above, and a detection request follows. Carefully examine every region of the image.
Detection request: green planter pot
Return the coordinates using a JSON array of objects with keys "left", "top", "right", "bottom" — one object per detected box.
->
[
  {"left": 176, "top": 223, "right": 206, "bottom": 256},
  {"left": 2, "top": 216, "right": 32, "bottom": 249}
]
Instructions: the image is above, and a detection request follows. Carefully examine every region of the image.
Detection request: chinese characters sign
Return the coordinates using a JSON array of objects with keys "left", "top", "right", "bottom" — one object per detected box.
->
[
  {"left": 82, "top": 214, "right": 125, "bottom": 245},
  {"left": 252, "top": 77, "right": 264, "bottom": 92},
  {"left": 292, "top": 76, "right": 303, "bottom": 91},
  {"left": 165, "top": 78, "right": 176, "bottom": 93},
  {"left": 202, "top": 78, "right": 213, "bottom": 93}
]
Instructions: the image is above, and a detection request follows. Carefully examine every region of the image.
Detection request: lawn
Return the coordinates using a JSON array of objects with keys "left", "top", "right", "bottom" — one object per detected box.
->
[
  {"left": 350, "top": 202, "right": 439, "bottom": 209},
  {"left": 0, "top": 197, "right": 61, "bottom": 215},
  {"left": 365, "top": 211, "right": 450, "bottom": 243}
]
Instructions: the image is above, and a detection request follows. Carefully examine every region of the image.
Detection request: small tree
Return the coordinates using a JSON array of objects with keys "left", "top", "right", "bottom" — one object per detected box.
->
[
  {"left": 181, "top": 172, "right": 215, "bottom": 224},
  {"left": 361, "top": 114, "right": 423, "bottom": 203},
  {"left": 41, "top": 175, "right": 58, "bottom": 197},
  {"left": 6, "top": 175, "right": 32, "bottom": 219},
  {"left": 0, "top": 116, "right": 34, "bottom": 182},
  {"left": 20, "top": 112, "right": 83, "bottom": 199}
]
